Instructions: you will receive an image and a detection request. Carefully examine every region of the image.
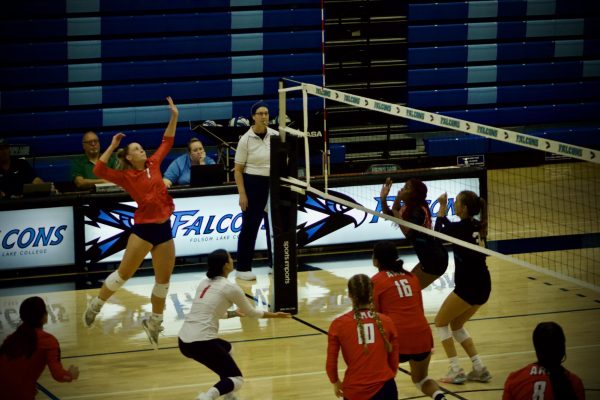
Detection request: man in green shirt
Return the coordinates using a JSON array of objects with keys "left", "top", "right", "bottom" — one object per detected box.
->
[{"left": 71, "top": 131, "right": 117, "bottom": 190}]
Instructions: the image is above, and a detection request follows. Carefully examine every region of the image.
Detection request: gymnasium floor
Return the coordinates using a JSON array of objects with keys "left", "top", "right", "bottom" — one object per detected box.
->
[{"left": 1, "top": 250, "right": 599, "bottom": 400}]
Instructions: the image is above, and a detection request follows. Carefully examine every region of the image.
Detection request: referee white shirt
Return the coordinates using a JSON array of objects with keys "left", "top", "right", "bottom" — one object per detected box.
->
[
  {"left": 234, "top": 126, "right": 279, "bottom": 177},
  {"left": 178, "top": 276, "right": 264, "bottom": 343}
]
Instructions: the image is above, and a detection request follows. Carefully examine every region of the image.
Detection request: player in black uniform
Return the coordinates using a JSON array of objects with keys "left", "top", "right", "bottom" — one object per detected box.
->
[
  {"left": 380, "top": 177, "right": 448, "bottom": 289},
  {"left": 433, "top": 190, "right": 492, "bottom": 384}
]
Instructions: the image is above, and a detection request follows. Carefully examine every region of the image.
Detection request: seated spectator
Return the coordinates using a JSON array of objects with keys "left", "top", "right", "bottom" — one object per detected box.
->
[
  {"left": 163, "top": 137, "right": 215, "bottom": 188},
  {"left": 71, "top": 131, "right": 117, "bottom": 190},
  {"left": 0, "top": 139, "right": 43, "bottom": 199},
  {"left": 0, "top": 296, "right": 79, "bottom": 400}
]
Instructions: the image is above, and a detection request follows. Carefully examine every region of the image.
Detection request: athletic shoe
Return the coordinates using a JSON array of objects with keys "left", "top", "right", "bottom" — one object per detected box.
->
[
  {"left": 439, "top": 367, "right": 467, "bottom": 384},
  {"left": 142, "top": 318, "right": 164, "bottom": 348},
  {"left": 223, "top": 392, "right": 240, "bottom": 400},
  {"left": 467, "top": 367, "right": 492, "bottom": 382},
  {"left": 82, "top": 299, "right": 100, "bottom": 328},
  {"left": 236, "top": 271, "right": 256, "bottom": 281},
  {"left": 195, "top": 393, "right": 213, "bottom": 400}
]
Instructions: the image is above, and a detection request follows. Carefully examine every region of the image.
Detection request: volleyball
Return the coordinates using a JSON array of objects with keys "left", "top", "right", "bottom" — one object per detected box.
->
[{"left": 228, "top": 116, "right": 250, "bottom": 127}]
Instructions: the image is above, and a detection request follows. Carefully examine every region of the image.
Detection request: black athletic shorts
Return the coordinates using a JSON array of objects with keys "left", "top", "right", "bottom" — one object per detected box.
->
[
  {"left": 415, "top": 241, "right": 448, "bottom": 276},
  {"left": 399, "top": 351, "right": 431, "bottom": 363},
  {"left": 368, "top": 379, "right": 398, "bottom": 400},
  {"left": 131, "top": 219, "right": 172, "bottom": 246},
  {"left": 454, "top": 269, "right": 491, "bottom": 306}
]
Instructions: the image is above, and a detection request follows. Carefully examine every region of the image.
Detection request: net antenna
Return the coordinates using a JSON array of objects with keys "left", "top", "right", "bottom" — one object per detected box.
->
[{"left": 278, "top": 80, "right": 599, "bottom": 291}]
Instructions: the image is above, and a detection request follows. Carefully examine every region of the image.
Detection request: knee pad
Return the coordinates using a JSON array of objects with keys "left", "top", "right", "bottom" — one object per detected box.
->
[
  {"left": 452, "top": 327, "right": 470, "bottom": 344},
  {"left": 229, "top": 376, "right": 244, "bottom": 391},
  {"left": 415, "top": 376, "right": 431, "bottom": 391},
  {"left": 436, "top": 325, "right": 452, "bottom": 341},
  {"left": 105, "top": 271, "right": 127, "bottom": 292},
  {"left": 152, "top": 282, "right": 170, "bottom": 298}
]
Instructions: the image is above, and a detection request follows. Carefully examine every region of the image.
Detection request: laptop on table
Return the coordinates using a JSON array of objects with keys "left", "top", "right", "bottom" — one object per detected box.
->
[{"left": 190, "top": 164, "right": 226, "bottom": 187}]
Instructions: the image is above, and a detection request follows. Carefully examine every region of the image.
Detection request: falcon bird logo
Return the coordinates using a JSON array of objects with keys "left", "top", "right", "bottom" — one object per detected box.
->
[
  {"left": 297, "top": 190, "right": 368, "bottom": 247},
  {"left": 83, "top": 204, "right": 136, "bottom": 263}
]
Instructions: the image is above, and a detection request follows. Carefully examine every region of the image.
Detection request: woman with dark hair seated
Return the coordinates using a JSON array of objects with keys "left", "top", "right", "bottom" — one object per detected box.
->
[
  {"left": 0, "top": 296, "right": 79, "bottom": 400},
  {"left": 178, "top": 249, "right": 291, "bottom": 400}
]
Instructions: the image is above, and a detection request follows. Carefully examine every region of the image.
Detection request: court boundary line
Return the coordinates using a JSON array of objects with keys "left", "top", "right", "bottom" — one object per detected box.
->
[{"left": 37, "top": 383, "right": 59, "bottom": 400}]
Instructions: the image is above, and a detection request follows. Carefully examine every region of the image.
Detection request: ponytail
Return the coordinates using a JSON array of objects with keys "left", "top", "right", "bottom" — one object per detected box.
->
[
  {"left": 206, "top": 249, "right": 230, "bottom": 279},
  {"left": 348, "top": 274, "right": 393, "bottom": 354},
  {"left": 478, "top": 197, "right": 488, "bottom": 243},
  {"left": 458, "top": 190, "right": 488, "bottom": 243},
  {"left": 533, "top": 322, "right": 577, "bottom": 399},
  {"left": 115, "top": 146, "right": 132, "bottom": 170},
  {"left": 373, "top": 241, "right": 409, "bottom": 274},
  {"left": 0, "top": 297, "right": 46, "bottom": 359}
]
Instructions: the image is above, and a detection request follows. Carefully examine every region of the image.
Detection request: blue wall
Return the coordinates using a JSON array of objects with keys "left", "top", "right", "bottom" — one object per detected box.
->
[
  {"left": 406, "top": 0, "right": 600, "bottom": 144},
  {"left": 0, "top": 1, "right": 324, "bottom": 157}
]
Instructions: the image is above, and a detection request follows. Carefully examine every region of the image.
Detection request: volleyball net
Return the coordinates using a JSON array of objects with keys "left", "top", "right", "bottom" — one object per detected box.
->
[{"left": 268, "top": 79, "right": 599, "bottom": 313}]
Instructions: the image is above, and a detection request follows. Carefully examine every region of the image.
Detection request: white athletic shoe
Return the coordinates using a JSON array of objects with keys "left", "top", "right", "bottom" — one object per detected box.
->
[
  {"left": 83, "top": 298, "right": 100, "bottom": 328},
  {"left": 467, "top": 366, "right": 492, "bottom": 382},
  {"left": 236, "top": 271, "right": 256, "bottom": 281},
  {"left": 195, "top": 393, "right": 212, "bottom": 400},
  {"left": 142, "top": 317, "right": 164, "bottom": 348},
  {"left": 439, "top": 367, "right": 467, "bottom": 384}
]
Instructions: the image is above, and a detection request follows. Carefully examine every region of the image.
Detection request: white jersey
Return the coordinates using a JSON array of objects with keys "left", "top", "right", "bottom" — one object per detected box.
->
[
  {"left": 234, "top": 126, "right": 278, "bottom": 176},
  {"left": 178, "top": 276, "right": 264, "bottom": 343}
]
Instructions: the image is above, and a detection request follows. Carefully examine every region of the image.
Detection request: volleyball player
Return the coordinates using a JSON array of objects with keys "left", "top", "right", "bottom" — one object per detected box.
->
[
  {"left": 503, "top": 321, "right": 585, "bottom": 399},
  {"left": 434, "top": 191, "right": 492, "bottom": 384},
  {"left": 371, "top": 241, "right": 447, "bottom": 400},
  {"left": 179, "top": 249, "right": 291, "bottom": 400},
  {"left": 83, "top": 97, "right": 179, "bottom": 348},
  {"left": 326, "top": 274, "right": 399, "bottom": 400},
  {"left": 380, "top": 177, "right": 448, "bottom": 289},
  {"left": 0, "top": 297, "right": 79, "bottom": 400}
]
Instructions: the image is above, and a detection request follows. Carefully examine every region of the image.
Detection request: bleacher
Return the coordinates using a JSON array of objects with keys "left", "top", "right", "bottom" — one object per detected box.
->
[
  {"left": 2, "top": 0, "right": 600, "bottom": 179},
  {"left": 0, "top": 0, "right": 324, "bottom": 186},
  {"left": 406, "top": 0, "right": 600, "bottom": 159}
]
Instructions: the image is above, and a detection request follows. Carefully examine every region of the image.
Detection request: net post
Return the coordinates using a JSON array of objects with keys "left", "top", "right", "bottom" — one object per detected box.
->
[
  {"left": 270, "top": 101, "right": 299, "bottom": 313},
  {"left": 278, "top": 79, "right": 287, "bottom": 143}
]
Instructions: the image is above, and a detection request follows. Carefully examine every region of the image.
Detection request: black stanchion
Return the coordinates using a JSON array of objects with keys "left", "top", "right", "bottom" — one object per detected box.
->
[{"left": 269, "top": 134, "right": 299, "bottom": 314}]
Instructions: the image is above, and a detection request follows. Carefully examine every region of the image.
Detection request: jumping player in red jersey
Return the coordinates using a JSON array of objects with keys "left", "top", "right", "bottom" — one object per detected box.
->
[
  {"left": 83, "top": 97, "right": 179, "bottom": 347},
  {"left": 0, "top": 297, "right": 79, "bottom": 400},
  {"left": 371, "top": 241, "right": 447, "bottom": 400},
  {"left": 434, "top": 190, "right": 492, "bottom": 384},
  {"left": 380, "top": 177, "right": 448, "bottom": 289},
  {"left": 503, "top": 322, "right": 585, "bottom": 400},
  {"left": 326, "top": 274, "right": 399, "bottom": 400}
]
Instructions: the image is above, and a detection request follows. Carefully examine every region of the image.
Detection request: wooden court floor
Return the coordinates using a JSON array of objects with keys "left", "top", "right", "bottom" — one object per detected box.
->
[{"left": 1, "top": 253, "right": 599, "bottom": 400}]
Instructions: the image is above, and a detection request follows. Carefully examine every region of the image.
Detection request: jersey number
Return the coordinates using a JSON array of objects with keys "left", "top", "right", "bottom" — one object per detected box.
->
[
  {"left": 199, "top": 285, "right": 211, "bottom": 299},
  {"left": 532, "top": 381, "right": 546, "bottom": 399},
  {"left": 356, "top": 323, "right": 375, "bottom": 345},
  {"left": 394, "top": 279, "right": 413, "bottom": 298}
]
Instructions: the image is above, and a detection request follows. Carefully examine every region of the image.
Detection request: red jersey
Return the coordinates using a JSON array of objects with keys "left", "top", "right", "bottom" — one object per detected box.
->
[
  {"left": 94, "top": 136, "right": 175, "bottom": 224},
  {"left": 372, "top": 270, "right": 433, "bottom": 354},
  {"left": 0, "top": 329, "right": 75, "bottom": 400},
  {"left": 503, "top": 363, "right": 585, "bottom": 400},
  {"left": 326, "top": 309, "right": 399, "bottom": 400}
]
